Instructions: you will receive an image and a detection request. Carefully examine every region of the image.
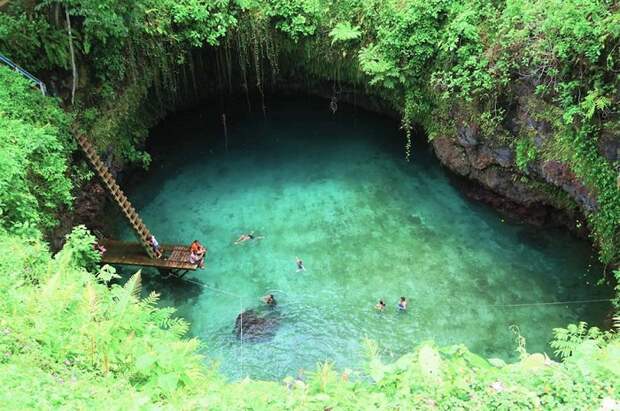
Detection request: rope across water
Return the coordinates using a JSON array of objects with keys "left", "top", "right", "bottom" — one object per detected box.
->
[{"left": 182, "top": 276, "right": 613, "bottom": 309}]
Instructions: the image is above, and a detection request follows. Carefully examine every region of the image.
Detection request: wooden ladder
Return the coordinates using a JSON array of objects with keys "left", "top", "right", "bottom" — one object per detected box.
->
[{"left": 75, "top": 134, "right": 156, "bottom": 259}]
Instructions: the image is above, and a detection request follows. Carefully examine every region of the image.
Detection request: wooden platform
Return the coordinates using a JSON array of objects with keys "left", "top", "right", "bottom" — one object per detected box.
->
[{"left": 100, "top": 240, "right": 199, "bottom": 271}]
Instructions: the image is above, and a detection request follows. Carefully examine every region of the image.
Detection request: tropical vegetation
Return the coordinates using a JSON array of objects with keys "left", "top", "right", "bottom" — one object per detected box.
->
[{"left": 0, "top": 0, "right": 618, "bottom": 408}]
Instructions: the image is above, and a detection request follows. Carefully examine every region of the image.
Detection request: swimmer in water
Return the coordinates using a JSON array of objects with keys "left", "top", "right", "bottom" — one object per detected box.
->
[
  {"left": 235, "top": 231, "right": 263, "bottom": 245},
  {"left": 375, "top": 300, "right": 386, "bottom": 311},
  {"left": 329, "top": 96, "right": 338, "bottom": 114},
  {"left": 296, "top": 257, "right": 305, "bottom": 272},
  {"left": 397, "top": 297, "right": 407, "bottom": 311},
  {"left": 262, "top": 294, "right": 277, "bottom": 306}
]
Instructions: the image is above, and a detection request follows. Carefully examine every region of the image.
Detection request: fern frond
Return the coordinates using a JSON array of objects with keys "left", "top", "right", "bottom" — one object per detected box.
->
[
  {"left": 150, "top": 306, "right": 176, "bottom": 327},
  {"left": 124, "top": 270, "right": 142, "bottom": 301},
  {"left": 186, "top": 367, "right": 205, "bottom": 381},
  {"left": 329, "top": 22, "right": 361, "bottom": 45},
  {"left": 140, "top": 291, "right": 160, "bottom": 309},
  {"left": 167, "top": 317, "right": 190, "bottom": 338}
]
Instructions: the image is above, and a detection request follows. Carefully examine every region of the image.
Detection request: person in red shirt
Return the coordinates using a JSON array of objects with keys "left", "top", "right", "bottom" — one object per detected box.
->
[{"left": 189, "top": 240, "right": 206, "bottom": 268}]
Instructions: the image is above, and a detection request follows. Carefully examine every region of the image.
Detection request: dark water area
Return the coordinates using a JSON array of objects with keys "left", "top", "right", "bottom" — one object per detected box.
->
[{"left": 114, "top": 95, "right": 612, "bottom": 380}]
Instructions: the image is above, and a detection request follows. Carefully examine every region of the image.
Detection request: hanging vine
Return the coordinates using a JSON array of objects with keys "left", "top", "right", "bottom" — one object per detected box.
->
[
  {"left": 401, "top": 92, "right": 414, "bottom": 161},
  {"left": 234, "top": 10, "right": 281, "bottom": 114}
]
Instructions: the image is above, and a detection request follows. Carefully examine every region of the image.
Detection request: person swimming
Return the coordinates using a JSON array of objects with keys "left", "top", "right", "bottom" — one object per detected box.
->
[
  {"left": 262, "top": 294, "right": 277, "bottom": 306},
  {"left": 397, "top": 297, "right": 407, "bottom": 311},
  {"left": 296, "top": 257, "right": 305, "bottom": 272},
  {"left": 375, "top": 300, "right": 386, "bottom": 311},
  {"left": 235, "top": 231, "right": 263, "bottom": 244}
]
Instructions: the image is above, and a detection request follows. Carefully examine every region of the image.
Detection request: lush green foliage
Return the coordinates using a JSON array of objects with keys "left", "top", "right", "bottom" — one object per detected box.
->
[
  {"left": 0, "top": 228, "right": 617, "bottom": 409},
  {"left": 0, "top": 66, "right": 74, "bottom": 232},
  {"left": 1, "top": 0, "right": 238, "bottom": 166},
  {"left": 0, "top": 228, "right": 206, "bottom": 408},
  {"left": 1, "top": 1, "right": 619, "bottom": 407}
]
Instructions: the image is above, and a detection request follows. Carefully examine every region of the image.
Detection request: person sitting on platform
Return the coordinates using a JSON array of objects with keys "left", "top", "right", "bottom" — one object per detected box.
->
[
  {"left": 148, "top": 235, "right": 163, "bottom": 259},
  {"left": 262, "top": 294, "right": 277, "bottom": 306},
  {"left": 235, "top": 231, "right": 263, "bottom": 245},
  {"left": 189, "top": 240, "right": 206, "bottom": 268}
]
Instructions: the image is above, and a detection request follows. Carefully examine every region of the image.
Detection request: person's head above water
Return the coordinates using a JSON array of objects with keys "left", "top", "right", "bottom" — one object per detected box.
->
[{"left": 400, "top": 297, "right": 406, "bottom": 302}]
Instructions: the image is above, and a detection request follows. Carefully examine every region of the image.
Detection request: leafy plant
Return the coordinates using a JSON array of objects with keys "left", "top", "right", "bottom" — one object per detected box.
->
[
  {"left": 0, "top": 66, "right": 74, "bottom": 232},
  {"left": 55, "top": 225, "right": 101, "bottom": 271},
  {"left": 515, "top": 138, "right": 537, "bottom": 171},
  {"left": 329, "top": 22, "right": 361, "bottom": 44},
  {"left": 551, "top": 322, "right": 612, "bottom": 360}
]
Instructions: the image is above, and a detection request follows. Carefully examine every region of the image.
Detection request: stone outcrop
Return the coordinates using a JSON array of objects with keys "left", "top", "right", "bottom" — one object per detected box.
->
[
  {"left": 431, "top": 110, "right": 601, "bottom": 235},
  {"left": 234, "top": 309, "right": 280, "bottom": 342}
]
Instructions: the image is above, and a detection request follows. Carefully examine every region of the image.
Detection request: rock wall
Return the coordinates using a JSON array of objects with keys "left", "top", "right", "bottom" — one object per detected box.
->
[{"left": 431, "top": 107, "right": 612, "bottom": 238}]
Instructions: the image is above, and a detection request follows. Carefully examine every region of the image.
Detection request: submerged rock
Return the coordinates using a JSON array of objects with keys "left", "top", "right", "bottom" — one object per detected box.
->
[{"left": 234, "top": 309, "right": 279, "bottom": 342}]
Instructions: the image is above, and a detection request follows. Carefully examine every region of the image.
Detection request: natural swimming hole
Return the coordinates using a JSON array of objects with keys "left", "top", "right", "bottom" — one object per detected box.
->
[{"left": 114, "top": 95, "right": 612, "bottom": 380}]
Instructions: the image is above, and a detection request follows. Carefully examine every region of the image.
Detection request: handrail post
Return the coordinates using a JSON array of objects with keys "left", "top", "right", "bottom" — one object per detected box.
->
[{"left": 0, "top": 53, "right": 47, "bottom": 96}]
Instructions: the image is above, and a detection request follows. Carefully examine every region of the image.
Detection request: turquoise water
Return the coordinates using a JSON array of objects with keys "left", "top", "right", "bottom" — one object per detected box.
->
[{"left": 116, "top": 96, "right": 611, "bottom": 380}]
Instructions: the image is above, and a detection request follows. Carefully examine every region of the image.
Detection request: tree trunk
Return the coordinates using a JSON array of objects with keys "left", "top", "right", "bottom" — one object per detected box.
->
[{"left": 65, "top": 7, "right": 77, "bottom": 105}]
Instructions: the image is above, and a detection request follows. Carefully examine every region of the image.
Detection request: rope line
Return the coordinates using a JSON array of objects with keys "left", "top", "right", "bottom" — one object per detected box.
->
[
  {"left": 180, "top": 277, "right": 614, "bottom": 309},
  {"left": 181, "top": 277, "right": 245, "bottom": 376},
  {"left": 482, "top": 298, "right": 613, "bottom": 308},
  {"left": 182, "top": 277, "right": 243, "bottom": 299}
]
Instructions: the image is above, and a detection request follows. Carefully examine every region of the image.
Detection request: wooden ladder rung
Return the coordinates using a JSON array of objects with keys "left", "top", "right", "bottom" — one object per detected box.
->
[{"left": 76, "top": 135, "right": 158, "bottom": 259}]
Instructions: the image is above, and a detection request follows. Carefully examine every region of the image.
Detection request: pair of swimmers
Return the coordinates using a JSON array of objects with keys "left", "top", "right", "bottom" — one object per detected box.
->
[
  {"left": 236, "top": 231, "right": 306, "bottom": 272},
  {"left": 375, "top": 297, "right": 407, "bottom": 311}
]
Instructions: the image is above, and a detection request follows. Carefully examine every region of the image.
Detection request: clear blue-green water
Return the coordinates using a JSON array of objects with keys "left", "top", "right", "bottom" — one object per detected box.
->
[{"left": 115, "top": 96, "right": 611, "bottom": 381}]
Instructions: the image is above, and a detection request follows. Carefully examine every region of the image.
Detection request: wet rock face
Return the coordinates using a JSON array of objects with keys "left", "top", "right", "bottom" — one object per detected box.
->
[
  {"left": 538, "top": 161, "right": 598, "bottom": 212},
  {"left": 598, "top": 129, "right": 620, "bottom": 163},
  {"left": 431, "top": 109, "right": 599, "bottom": 236},
  {"left": 234, "top": 309, "right": 279, "bottom": 342},
  {"left": 433, "top": 136, "right": 471, "bottom": 176},
  {"left": 432, "top": 135, "right": 548, "bottom": 206}
]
